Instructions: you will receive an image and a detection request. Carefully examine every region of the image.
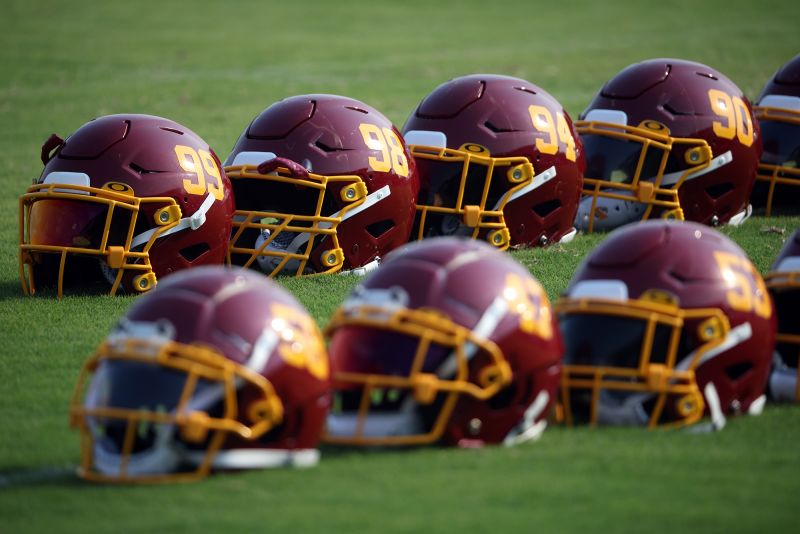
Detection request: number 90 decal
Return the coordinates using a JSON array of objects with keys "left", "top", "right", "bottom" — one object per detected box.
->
[
  {"left": 174, "top": 145, "right": 225, "bottom": 200},
  {"left": 707, "top": 89, "right": 754, "bottom": 148}
]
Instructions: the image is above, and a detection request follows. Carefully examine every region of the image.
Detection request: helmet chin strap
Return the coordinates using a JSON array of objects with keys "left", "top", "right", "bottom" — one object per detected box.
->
[
  {"left": 253, "top": 185, "right": 392, "bottom": 274},
  {"left": 503, "top": 390, "right": 550, "bottom": 446},
  {"left": 130, "top": 191, "right": 216, "bottom": 250},
  {"left": 92, "top": 418, "right": 183, "bottom": 478},
  {"left": 493, "top": 165, "right": 557, "bottom": 210}
]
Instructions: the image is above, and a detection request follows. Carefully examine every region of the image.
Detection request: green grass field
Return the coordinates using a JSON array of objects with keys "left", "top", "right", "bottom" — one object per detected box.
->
[{"left": 1, "top": 0, "right": 799, "bottom": 531}]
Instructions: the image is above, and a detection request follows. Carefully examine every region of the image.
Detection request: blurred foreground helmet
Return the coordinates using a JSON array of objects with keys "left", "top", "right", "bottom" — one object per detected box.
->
[
  {"left": 19, "top": 114, "right": 234, "bottom": 297},
  {"left": 403, "top": 74, "right": 584, "bottom": 249},
  {"left": 324, "top": 237, "right": 562, "bottom": 447},
  {"left": 224, "top": 95, "right": 419, "bottom": 276},
  {"left": 69, "top": 267, "right": 330, "bottom": 483},
  {"left": 765, "top": 228, "right": 800, "bottom": 401},
  {"left": 576, "top": 59, "right": 762, "bottom": 232},
  {"left": 752, "top": 54, "right": 800, "bottom": 215},
  {"left": 556, "top": 221, "right": 775, "bottom": 430}
]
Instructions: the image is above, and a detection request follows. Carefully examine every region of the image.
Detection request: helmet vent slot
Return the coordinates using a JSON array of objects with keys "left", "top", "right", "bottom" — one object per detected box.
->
[
  {"left": 724, "top": 361, "right": 752, "bottom": 381},
  {"left": 531, "top": 199, "right": 560, "bottom": 218},
  {"left": 344, "top": 106, "right": 369, "bottom": 115},
  {"left": 315, "top": 140, "right": 345, "bottom": 153},
  {"left": 513, "top": 86, "right": 537, "bottom": 95},
  {"left": 365, "top": 219, "right": 394, "bottom": 238},
  {"left": 695, "top": 71, "right": 719, "bottom": 81},
  {"left": 669, "top": 273, "right": 690, "bottom": 287},
  {"left": 662, "top": 103, "right": 694, "bottom": 116},
  {"left": 130, "top": 162, "right": 161, "bottom": 174},
  {"left": 484, "top": 121, "right": 515, "bottom": 133},
  {"left": 160, "top": 127, "right": 184, "bottom": 135},
  {"left": 179, "top": 242, "right": 211, "bottom": 262},
  {"left": 705, "top": 182, "right": 734, "bottom": 199}
]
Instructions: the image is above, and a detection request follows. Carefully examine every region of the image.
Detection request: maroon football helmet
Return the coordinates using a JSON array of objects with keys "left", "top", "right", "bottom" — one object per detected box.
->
[
  {"left": 402, "top": 74, "right": 584, "bottom": 249},
  {"left": 752, "top": 54, "right": 800, "bottom": 215},
  {"left": 69, "top": 266, "right": 330, "bottom": 483},
  {"left": 324, "top": 237, "right": 563, "bottom": 447},
  {"left": 19, "top": 114, "right": 234, "bottom": 297},
  {"left": 556, "top": 220, "right": 775, "bottom": 430},
  {"left": 765, "top": 228, "right": 800, "bottom": 401},
  {"left": 576, "top": 59, "right": 762, "bottom": 232},
  {"left": 224, "top": 95, "right": 419, "bottom": 276}
]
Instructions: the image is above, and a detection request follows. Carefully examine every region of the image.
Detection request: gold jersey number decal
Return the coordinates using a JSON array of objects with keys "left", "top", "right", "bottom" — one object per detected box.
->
[
  {"left": 504, "top": 273, "right": 554, "bottom": 339},
  {"left": 528, "top": 105, "right": 577, "bottom": 162},
  {"left": 358, "top": 123, "right": 410, "bottom": 177},
  {"left": 174, "top": 145, "right": 225, "bottom": 200},
  {"left": 271, "top": 302, "right": 329, "bottom": 380},
  {"left": 708, "top": 89, "right": 754, "bottom": 147},
  {"left": 713, "top": 251, "right": 771, "bottom": 319}
]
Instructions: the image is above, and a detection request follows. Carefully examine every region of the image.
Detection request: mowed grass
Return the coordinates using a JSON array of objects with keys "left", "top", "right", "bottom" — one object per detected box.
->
[{"left": 1, "top": 0, "right": 799, "bottom": 532}]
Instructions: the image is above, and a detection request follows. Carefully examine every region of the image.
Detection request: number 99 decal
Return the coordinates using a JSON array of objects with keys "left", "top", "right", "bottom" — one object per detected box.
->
[
  {"left": 358, "top": 123, "right": 410, "bottom": 177},
  {"left": 174, "top": 145, "right": 225, "bottom": 200}
]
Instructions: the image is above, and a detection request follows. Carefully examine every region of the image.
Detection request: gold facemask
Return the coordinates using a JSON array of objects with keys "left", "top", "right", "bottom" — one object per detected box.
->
[
  {"left": 409, "top": 143, "right": 535, "bottom": 250},
  {"left": 70, "top": 337, "right": 283, "bottom": 483},
  {"left": 555, "top": 296, "right": 732, "bottom": 428}
]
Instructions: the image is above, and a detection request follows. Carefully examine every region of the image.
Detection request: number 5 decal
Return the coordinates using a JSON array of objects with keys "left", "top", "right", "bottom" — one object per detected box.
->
[
  {"left": 358, "top": 123, "right": 410, "bottom": 177},
  {"left": 174, "top": 145, "right": 225, "bottom": 200},
  {"left": 713, "top": 251, "right": 771, "bottom": 319},
  {"left": 271, "top": 303, "right": 329, "bottom": 380},
  {"left": 504, "top": 273, "right": 554, "bottom": 339}
]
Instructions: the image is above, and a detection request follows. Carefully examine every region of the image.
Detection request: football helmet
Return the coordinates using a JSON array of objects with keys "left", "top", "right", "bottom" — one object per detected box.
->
[
  {"left": 69, "top": 266, "right": 330, "bottom": 483},
  {"left": 765, "top": 228, "right": 800, "bottom": 401},
  {"left": 576, "top": 59, "right": 762, "bottom": 232},
  {"left": 752, "top": 54, "right": 800, "bottom": 215},
  {"left": 402, "top": 74, "right": 584, "bottom": 249},
  {"left": 19, "top": 114, "right": 234, "bottom": 297},
  {"left": 556, "top": 220, "right": 775, "bottom": 430},
  {"left": 224, "top": 94, "right": 419, "bottom": 276},
  {"left": 324, "top": 237, "right": 563, "bottom": 447}
]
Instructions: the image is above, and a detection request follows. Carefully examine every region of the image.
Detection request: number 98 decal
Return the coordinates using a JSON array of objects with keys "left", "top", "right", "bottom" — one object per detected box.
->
[{"left": 358, "top": 123, "right": 410, "bottom": 177}]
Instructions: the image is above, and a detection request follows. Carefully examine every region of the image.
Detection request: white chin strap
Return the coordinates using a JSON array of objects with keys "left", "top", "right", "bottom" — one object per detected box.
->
[
  {"left": 503, "top": 390, "right": 550, "bottom": 446},
  {"left": 660, "top": 150, "right": 733, "bottom": 187},
  {"left": 576, "top": 150, "right": 735, "bottom": 231},
  {"left": 93, "top": 422, "right": 182, "bottom": 477},
  {"left": 254, "top": 185, "right": 392, "bottom": 274},
  {"left": 493, "top": 165, "right": 557, "bottom": 210},
  {"left": 130, "top": 192, "right": 216, "bottom": 250},
  {"left": 186, "top": 448, "right": 319, "bottom": 470}
]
